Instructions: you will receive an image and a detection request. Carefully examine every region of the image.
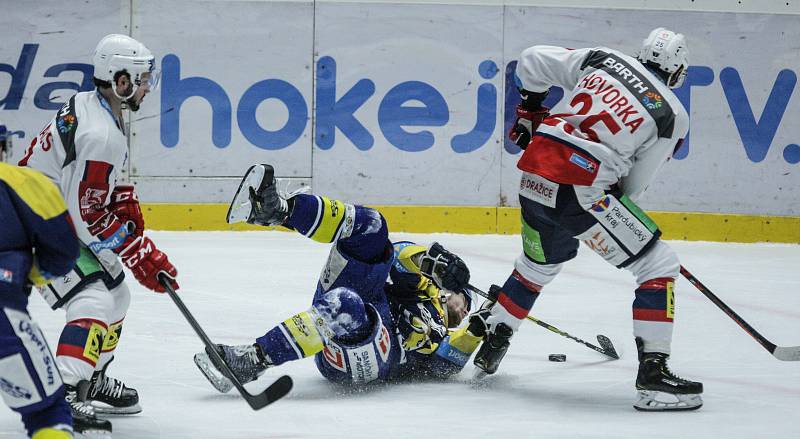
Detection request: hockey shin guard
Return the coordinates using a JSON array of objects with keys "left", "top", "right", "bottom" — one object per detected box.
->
[
  {"left": 256, "top": 311, "right": 326, "bottom": 366},
  {"left": 55, "top": 319, "right": 107, "bottom": 384},
  {"left": 486, "top": 271, "right": 541, "bottom": 333},
  {"left": 285, "top": 194, "right": 353, "bottom": 244},
  {"left": 632, "top": 278, "right": 675, "bottom": 355}
]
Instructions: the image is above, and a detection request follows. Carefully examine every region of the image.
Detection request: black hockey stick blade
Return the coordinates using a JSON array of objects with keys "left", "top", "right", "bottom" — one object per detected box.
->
[
  {"left": 772, "top": 347, "right": 800, "bottom": 361},
  {"left": 596, "top": 335, "right": 620, "bottom": 360},
  {"left": 158, "top": 274, "right": 294, "bottom": 409},
  {"left": 239, "top": 375, "right": 293, "bottom": 410},
  {"left": 466, "top": 284, "right": 619, "bottom": 360},
  {"left": 680, "top": 266, "right": 800, "bottom": 361}
]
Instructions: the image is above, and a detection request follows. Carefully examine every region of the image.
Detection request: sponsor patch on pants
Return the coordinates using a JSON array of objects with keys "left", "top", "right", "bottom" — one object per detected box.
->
[
  {"left": 587, "top": 195, "right": 654, "bottom": 254},
  {"left": 519, "top": 173, "right": 558, "bottom": 208},
  {"left": 5, "top": 308, "right": 61, "bottom": 398},
  {"left": 0, "top": 354, "right": 42, "bottom": 408},
  {"left": 579, "top": 224, "right": 629, "bottom": 266}
]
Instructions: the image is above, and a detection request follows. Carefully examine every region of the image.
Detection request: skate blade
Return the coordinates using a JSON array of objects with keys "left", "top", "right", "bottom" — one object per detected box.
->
[
  {"left": 226, "top": 164, "right": 266, "bottom": 224},
  {"left": 471, "top": 367, "right": 488, "bottom": 381},
  {"left": 90, "top": 401, "right": 142, "bottom": 416},
  {"left": 633, "top": 390, "right": 703, "bottom": 411},
  {"left": 194, "top": 352, "right": 234, "bottom": 393}
]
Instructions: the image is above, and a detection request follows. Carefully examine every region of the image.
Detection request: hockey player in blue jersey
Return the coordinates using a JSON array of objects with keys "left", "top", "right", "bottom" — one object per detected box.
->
[
  {"left": 194, "top": 164, "right": 487, "bottom": 390},
  {"left": 0, "top": 163, "right": 80, "bottom": 439}
]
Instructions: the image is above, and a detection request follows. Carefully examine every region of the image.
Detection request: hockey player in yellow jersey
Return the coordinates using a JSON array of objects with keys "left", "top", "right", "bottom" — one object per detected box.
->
[
  {"left": 194, "top": 165, "right": 488, "bottom": 392},
  {"left": 0, "top": 163, "right": 80, "bottom": 438}
]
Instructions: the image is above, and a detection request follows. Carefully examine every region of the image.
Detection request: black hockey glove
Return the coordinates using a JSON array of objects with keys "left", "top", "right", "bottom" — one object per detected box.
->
[
  {"left": 419, "top": 242, "right": 470, "bottom": 292},
  {"left": 509, "top": 89, "right": 550, "bottom": 149},
  {"left": 465, "top": 285, "right": 500, "bottom": 338}
]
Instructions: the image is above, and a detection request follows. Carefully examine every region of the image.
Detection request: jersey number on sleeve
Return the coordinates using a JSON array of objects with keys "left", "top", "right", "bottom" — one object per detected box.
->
[{"left": 18, "top": 124, "right": 53, "bottom": 166}]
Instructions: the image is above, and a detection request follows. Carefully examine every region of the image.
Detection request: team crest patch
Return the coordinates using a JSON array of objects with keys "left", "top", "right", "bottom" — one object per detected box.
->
[
  {"left": 57, "top": 114, "right": 76, "bottom": 133},
  {"left": 591, "top": 196, "right": 611, "bottom": 212},
  {"left": 569, "top": 153, "right": 596, "bottom": 173},
  {"left": 642, "top": 91, "right": 663, "bottom": 110}
]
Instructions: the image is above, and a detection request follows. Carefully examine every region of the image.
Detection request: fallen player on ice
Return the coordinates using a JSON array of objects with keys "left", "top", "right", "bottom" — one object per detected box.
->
[{"left": 194, "top": 164, "right": 492, "bottom": 390}]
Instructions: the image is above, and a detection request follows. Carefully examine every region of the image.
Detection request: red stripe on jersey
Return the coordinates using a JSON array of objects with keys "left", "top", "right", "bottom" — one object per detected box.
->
[
  {"left": 639, "top": 278, "right": 673, "bottom": 290},
  {"left": 517, "top": 133, "right": 599, "bottom": 186},
  {"left": 511, "top": 269, "right": 542, "bottom": 293},
  {"left": 67, "top": 318, "right": 108, "bottom": 330},
  {"left": 56, "top": 344, "right": 98, "bottom": 367},
  {"left": 633, "top": 308, "right": 673, "bottom": 323},
  {"left": 82, "top": 160, "right": 113, "bottom": 184},
  {"left": 497, "top": 292, "right": 530, "bottom": 320}
]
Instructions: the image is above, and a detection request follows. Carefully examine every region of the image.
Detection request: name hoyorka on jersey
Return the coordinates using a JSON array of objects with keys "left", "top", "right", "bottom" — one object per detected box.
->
[{"left": 1, "top": 43, "right": 797, "bottom": 164}]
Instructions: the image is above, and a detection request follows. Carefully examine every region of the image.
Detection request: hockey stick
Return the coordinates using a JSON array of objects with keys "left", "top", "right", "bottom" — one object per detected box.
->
[
  {"left": 465, "top": 284, "right": 619, "bottom": 360},
  {"left": 680, "top": 266, "right": 800, "bottom": 361},
  {"left": 158, "top": 274, "right": 294, "bottom": 408}
]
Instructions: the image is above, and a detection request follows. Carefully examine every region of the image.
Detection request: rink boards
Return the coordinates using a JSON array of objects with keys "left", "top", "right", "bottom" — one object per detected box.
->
[
  {"left": 139, "top": 203, "right": 800, "bottom": 243},
  {"left": 1, "top": 0, "right": 800, "bottom": 241}
]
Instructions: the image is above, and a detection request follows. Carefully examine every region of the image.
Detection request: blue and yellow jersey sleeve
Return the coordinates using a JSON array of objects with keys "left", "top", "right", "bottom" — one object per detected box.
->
[{"left": 0, "top": 163, "right": 79, "bottom": 284}]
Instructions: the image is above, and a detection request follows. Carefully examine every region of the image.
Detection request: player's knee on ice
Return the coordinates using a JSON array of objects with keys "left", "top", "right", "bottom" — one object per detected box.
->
[
  {"left": 313, "top": 287, "right": 373, "bottom": 344},
  {"left": 313, "top": 302, "right": 394, "bottom": 386}
]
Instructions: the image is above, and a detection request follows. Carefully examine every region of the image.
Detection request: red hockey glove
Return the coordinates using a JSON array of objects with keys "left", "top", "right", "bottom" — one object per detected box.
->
[
  {"left": 119, "top": 236, "right": 178, "bottom": 293},
  {"left": 109, "top": 185, "right": 144, "bottom": 236},
  {"left": 508, "top": 105, "right": 549, "bottom": 149}
]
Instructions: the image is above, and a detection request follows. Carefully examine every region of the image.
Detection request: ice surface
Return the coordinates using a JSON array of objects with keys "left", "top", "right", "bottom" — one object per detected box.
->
[{"left": 2, "top": 231, "right": 798, "bottom": 438}]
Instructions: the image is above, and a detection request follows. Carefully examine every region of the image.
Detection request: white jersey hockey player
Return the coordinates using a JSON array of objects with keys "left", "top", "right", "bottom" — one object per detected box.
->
[
  {"left": 20, "top": 34, "right": 179, "bottom": 436},
  {"left": 472, "top": 28, "right": 703, "bottom": 411}
]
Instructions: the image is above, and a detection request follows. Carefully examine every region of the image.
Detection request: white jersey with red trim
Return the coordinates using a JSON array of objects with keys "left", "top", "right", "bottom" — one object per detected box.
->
[
  {"left": 515, "top": 45, "right": 689, "bottom": 201},
  {"left": 20, "top": 90, "right": 128, "bottom": 278}
]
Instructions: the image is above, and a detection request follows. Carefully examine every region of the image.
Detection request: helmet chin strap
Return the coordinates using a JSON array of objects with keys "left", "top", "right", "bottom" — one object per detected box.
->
[
  {"left": 112, "top": 82, "right": 136, "bottom": 101},
  {"left": 112, "top": 81, "right": 141, "bottom": 112}
]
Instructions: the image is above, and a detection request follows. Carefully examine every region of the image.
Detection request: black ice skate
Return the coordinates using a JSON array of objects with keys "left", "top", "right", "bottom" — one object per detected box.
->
[
  {"left": 226, "top": 164, "right": 290, "bottom": 226},
  {"left": 66, "top": 381, "right": 112, "bottom": 438},
  {"left": 87, "top": 359, "right": 141, "bottom": 415},
  {"left": 473, "top": 323, "right": 514, "bottom": 377},
  {"left": 634, "top": 338, "right": 703, "bottom": 411},
  {"left": 193, "top": 344, "right": 270, "bottom": 393}
]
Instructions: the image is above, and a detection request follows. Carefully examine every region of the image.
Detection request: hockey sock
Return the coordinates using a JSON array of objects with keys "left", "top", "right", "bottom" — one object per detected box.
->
[
  {"left": 256, "top": 311, "right": 325, "bottom": 366},
  {"left": 285, "top": 194, "right": 388, "bottom": 263},
  {"left": 489, "top": 271, "right": 541, "bottom": 332},
  {"left": 97, "top": 318, "right": 123, "bottom": 369},
  {"left": 56, "top": 319, "right": 108, "bottom": 383},
  {"left": 285, "top": 194, "right": 351, "bottom": 243},
  {"left": 632, "top": 278, "right": 675, "bottom": 354},
  {"left": 24, "top": 400, "right": 72, "bottom": 439}
]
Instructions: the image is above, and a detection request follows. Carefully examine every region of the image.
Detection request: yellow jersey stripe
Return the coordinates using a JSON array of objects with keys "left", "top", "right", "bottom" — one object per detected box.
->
[
  {"left": 0, "top": 163, "right": 66, "bottom": 220},
  {"left": 282, "top": 312, "right": 324, "bottom": 357},
  {"left": 308, "top": 197, "right": 347, "bottom": 243}
]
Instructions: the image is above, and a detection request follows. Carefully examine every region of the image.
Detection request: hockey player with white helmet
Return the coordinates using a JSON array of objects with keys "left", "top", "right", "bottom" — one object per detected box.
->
[
  {"left": 194, "top": 164, "right": 485, "bottom": 392},
  {"left": 20, "top": 34, "right": 179, "bottom": 435},
  {"left": 472, "top": 28, "right": 702, "bottom": 411}
]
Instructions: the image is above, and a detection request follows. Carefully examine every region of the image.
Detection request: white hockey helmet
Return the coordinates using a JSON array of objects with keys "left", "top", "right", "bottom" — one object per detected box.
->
[
  {"left": 637, "top": 27, "right": 689, "bottom": 88},
  {"left": 92, "top": 34, "right": 157, "bottom": 99}
]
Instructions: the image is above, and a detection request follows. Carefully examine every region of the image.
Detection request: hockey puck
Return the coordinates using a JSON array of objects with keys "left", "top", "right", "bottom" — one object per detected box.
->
[{"left": 548, "top": 354, "right": 567, "bottom": 362}]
